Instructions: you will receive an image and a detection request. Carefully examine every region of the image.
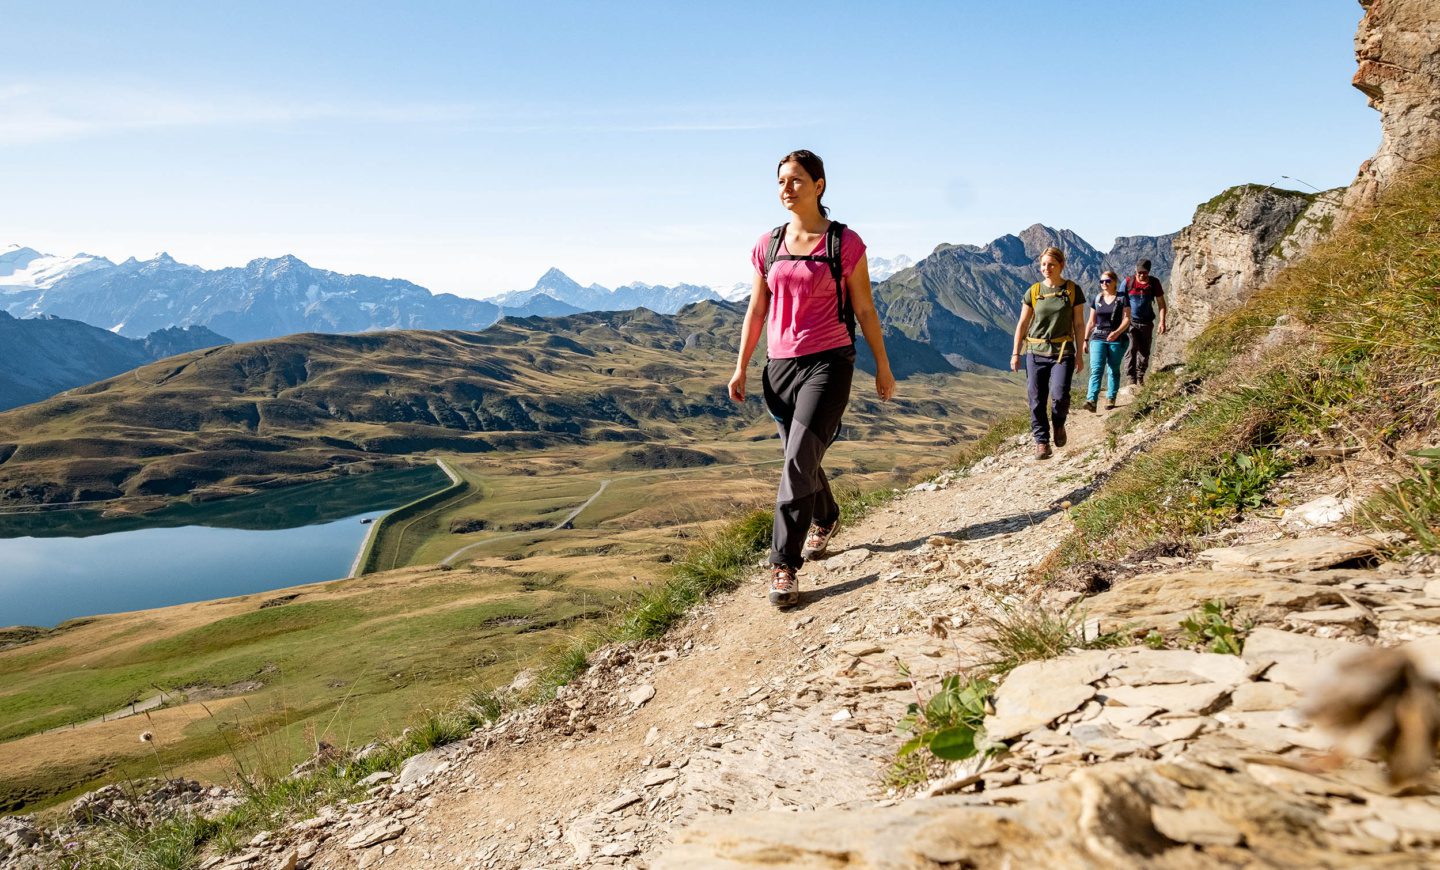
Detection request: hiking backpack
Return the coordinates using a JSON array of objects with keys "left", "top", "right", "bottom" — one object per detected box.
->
[
  {"left": 1025, "top": 279, "right": 1082, "bottom": 353},
  {"left": 762, "top": 221, "right": 855, "bottom": 339}
]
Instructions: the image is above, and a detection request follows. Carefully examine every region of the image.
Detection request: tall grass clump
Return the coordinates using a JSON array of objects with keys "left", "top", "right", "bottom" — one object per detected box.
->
[
  {"left": 977, "top": 603, "right": 1125, "bottom": 676},
  {"left": 1363, "top": 448, "right": 1440, "bottom": 554},
  {"left": 1044, "top": 156, "right": 1440, "bottom": 573}
]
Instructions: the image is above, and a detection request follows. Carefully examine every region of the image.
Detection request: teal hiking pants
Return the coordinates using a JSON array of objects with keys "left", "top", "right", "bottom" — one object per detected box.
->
[{"left": 1087, "top": 337, "right": 1128, "bottom": 403}]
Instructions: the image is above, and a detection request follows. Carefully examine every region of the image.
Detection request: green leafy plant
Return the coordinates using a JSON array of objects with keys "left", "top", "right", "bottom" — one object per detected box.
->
[
  {"left": 1180, "top": 599, "right": 1250, "bottom": 655},
  {"left": 1143, "top": 629, "right": 1167, "bottom": 650},
  {"left": 1195, "top": 448, "right": 1291, "bottom": 514},
  {"left": 896, "top": 675, "right": 995, "bottom": 763}
]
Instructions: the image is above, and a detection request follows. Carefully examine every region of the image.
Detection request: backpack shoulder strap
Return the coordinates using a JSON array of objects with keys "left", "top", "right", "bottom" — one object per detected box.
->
[
  {"left": 1027, "top": 282, "right": 1041, "bottom": 308},
  {"left": 1066, "top": 280, "right": 1081, "bottom": 307},
  {"left": 762, "top": 225, "right": 786, "bottom": 277},
  {"left": 826, "top": 222, "right": 854, "bottom": 337}
]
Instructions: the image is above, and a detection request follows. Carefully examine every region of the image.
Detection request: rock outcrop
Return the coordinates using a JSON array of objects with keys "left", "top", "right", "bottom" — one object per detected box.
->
[
  {"left": 1156, "top": 185, "right": 1342, "bottom": 368},
  {"left": 1344, "top": 0, "right": 1440, "bottom": 213},
  {"left": 1157, "top": 0, "right": 1440, "bottom": 368}
]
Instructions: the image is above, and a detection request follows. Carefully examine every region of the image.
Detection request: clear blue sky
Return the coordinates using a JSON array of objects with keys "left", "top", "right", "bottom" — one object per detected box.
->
[{"left": 1, "top": 1, "right": 1377, "bottom": 297}]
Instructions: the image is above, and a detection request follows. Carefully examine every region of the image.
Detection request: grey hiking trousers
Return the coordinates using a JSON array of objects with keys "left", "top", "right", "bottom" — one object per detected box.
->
[{"left": 762, "top": 344, "right": 855, "bottom": 570}]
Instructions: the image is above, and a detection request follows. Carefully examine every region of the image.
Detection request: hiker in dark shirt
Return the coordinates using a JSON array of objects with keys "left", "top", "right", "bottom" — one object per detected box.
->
[
  {"left": 1083, "top": 270, "right": 1131, "bottom": 412},
  {"left": 1010, "top": 246, "right": 1085, "bottom": 460},
  {"left": 1121, "top": 258, "right": 1166, "bottom": 385}
]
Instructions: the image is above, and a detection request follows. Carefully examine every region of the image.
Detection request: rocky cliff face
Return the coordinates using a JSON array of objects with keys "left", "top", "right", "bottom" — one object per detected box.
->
[
  {"left": 1343, "top": 0, "right": 1440, "bottom": 213},
  {"left": 1157, "top": 185, "right": 1343, "bottom": 367},
  {"left": 1157, "top": 0, "right": 1438, "bottom": 369}
]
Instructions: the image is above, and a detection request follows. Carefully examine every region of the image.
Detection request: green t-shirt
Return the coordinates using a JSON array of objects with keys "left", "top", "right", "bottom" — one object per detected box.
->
[{"left": 1024, "top": 280, "right": 1084, "bottom": 358}]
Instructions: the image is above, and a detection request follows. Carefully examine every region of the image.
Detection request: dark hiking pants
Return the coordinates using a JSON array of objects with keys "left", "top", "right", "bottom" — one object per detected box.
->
[
  {"left": 1026, "top": 352, "right": 1074, "bottom": 445},
  {"left": 762, "top": 345, "right": 855, "bottom": 570},
  {"left": 1127, "top": 322, "right": 1155, "bottom": 385}
]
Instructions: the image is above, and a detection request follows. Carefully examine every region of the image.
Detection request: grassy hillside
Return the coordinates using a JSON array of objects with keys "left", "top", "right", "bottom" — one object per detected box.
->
[
  {"left": 1041, "top": 154, "right": 1440, "bottom": 573},
  {"left": 0, "top": 300, "right": 1015, "bottom": 508}
]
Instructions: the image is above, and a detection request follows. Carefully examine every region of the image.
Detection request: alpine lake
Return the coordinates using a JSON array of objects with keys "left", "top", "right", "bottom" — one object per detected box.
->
[{"left": 0, "top": 464, "right": 451, "bottom": 628}]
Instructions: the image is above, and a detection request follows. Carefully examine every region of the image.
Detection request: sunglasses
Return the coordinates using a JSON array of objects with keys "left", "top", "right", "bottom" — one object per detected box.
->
[{"left": 1100, "top": 279, "right": 1114, "bottom": 284}]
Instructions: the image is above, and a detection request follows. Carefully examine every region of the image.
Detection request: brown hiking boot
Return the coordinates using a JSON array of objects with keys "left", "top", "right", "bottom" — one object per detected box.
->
[
  {"left": 1034, "top": 442, "right": 1052, "bottom": 460},
  {"left": 768, "top": 566, "right": 800, "bottom": 607},
  {"left": 1054, "top": 424, "right": 1067, "bottom": 448},
  {"left": 1083, "top": 400, "right": 1097, "bottom": 413},
  {"left": 1105, "top": 399, "right": 1116, "bottom": 410},
  {"left": 802, "top": 520, "right": 837, "bottom": 560}
]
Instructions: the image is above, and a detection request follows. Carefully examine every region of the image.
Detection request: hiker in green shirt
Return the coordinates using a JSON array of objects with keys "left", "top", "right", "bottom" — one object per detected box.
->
[{"left": 1010, "top": 246, "right": 1086, "bottom": 459}]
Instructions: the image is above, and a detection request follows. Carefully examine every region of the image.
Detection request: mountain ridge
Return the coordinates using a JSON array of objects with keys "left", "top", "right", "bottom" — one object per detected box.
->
[{"left": 0, "top": 312, "right": 231, "bottom": 412}]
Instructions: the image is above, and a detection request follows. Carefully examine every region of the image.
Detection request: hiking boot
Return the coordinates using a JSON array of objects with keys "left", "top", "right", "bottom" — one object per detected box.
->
[
  {"left": 1053, "top": 424, "right": 1067, "bottom": 448},
  {"left": 1083, "top": 400, "right": 1096, "bottom": 413},
  {"left": 768, "top": 566, "right": 800, "bottom": 607},
  {"left": 1034, "top": 442, "right": 1052, "bottom": 460},
  {"left": 801, "top": 520, "right": 838, "bottom": 560},
  {"left": 1105, "top": 399, "right": 1116, "bottom": 410}
]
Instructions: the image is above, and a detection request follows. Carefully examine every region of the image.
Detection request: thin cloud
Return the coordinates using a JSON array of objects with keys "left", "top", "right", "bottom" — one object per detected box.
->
[
  {"left": 0, "top": 81, "right": 803, "bottom": 143},
  {"left": 0, "top": 81, "right": 479, "bottom": 145}
]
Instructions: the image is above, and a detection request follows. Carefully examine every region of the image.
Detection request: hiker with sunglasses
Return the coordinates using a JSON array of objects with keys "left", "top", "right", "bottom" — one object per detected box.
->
[
  {"left": 1083, "top": 270, "right": 1131, "bottom": 412},
  {"left": 728, "top": 149, "right": 896, "bottom": 608},
  {"left": 1122, "top": 258, "right": 1166, "bottom": 385},
  {"left": 1010, "top": 246, "right": 1086, "bottom": 460}
]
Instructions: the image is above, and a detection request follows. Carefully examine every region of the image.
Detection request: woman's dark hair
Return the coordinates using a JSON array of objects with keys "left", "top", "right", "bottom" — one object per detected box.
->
[{"left": 777, "top": 149, "right": 829, "bottom": 217}]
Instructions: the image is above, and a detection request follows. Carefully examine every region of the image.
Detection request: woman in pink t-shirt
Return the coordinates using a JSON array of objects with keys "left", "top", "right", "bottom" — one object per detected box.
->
[{"left": 727, "top": 149, "right": 896, "bottom": 607}]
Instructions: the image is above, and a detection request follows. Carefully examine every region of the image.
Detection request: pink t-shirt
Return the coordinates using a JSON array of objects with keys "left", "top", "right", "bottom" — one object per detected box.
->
[{"left": 750, "top": 226, "right": 866, "bottom": 359}]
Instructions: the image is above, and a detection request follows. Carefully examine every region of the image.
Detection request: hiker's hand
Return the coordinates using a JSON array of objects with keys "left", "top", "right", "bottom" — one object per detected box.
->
[
  {"left": 727, "top": 369, "right": 746, "bottom": 402},
  {"left": 876, "top": 368, "right": 896, "bottom": 402},
  {"left": 1010, "top": 353, "right": 1021, "bottom": 372},
  {"left": 1158, "top": 321, "right": 1168, "bottom": 335}
]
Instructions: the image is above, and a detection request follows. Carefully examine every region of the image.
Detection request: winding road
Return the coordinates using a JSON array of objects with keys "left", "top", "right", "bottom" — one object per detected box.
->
[{"left": 439, "top": 479, "right": 611, "bottom": 566}]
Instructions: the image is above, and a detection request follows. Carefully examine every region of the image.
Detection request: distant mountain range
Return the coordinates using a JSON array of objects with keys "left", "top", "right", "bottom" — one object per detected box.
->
[
  {"left": 2, "top": 225, "right": 1174, "bottom": 405},
  {"left": 485, "top": 268, "right": 721, "bottom": 315},
  {"left": 0, "top": 246, "right": 728, "bottom": 343},
  {"left": 0, "top": 311, "right": 229, "bottom": 411}
]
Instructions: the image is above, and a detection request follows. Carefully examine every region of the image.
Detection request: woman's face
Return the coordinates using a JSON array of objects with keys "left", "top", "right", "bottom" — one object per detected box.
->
[
  {"left": 778, "top": 161, "right": 823, "bottom": 212},
  {"left": 1039, "top": 256, "right": 1062, "bottom": 279},
  {"left": 1100, "top": 276, "right": 1117, "bottom": 294}
]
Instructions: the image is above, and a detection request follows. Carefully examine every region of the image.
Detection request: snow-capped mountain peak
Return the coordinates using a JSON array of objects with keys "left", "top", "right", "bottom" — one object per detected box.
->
[{"left": 0, "top": 246, "right": 114, "bottom": 289}]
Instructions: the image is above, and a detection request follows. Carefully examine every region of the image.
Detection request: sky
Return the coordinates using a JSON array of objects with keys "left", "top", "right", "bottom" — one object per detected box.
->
[{"left": 1, "top": 1, "right": 1379, "bottom": 298}]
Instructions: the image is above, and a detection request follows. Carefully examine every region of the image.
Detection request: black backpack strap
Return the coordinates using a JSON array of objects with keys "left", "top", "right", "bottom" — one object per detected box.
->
[
  {"left": 826, "top": 222, "right": 854, "bottom": 338},
  {"left": 764, "top": 221, "right": 855, "bottom": 339},
  {"left": 762, "top": 225, "right": 786, "bottom": 278}
]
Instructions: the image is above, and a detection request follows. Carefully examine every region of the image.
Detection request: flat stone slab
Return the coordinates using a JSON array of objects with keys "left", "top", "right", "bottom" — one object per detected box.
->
[
  {"left": 1240, "top": 628, "right": 1363, "bottom": 692},
  {"left": 1198, "top": 536, "right": 1379, "bottom": 573},
  {"left": 1230, "top": 681, "right": 1300, "bottom": 712},
  {"left": 1101, "top": 683, "right": 1230, "bottom": 715},
  {"left": 1110, "top": 649, "right": 1254, "bottom": 687},
  {"left": 397, "top": 744, "right": 465, "bottom": 788},
  {"left": 1151, "top": 805, "right": 1242, "bottom": 847},
  {"left": 987, "top": 651, "right": 1116, "bottom": 742},
  {"left": 345, "top": 820, "right": 405, "bottom": 850}
]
